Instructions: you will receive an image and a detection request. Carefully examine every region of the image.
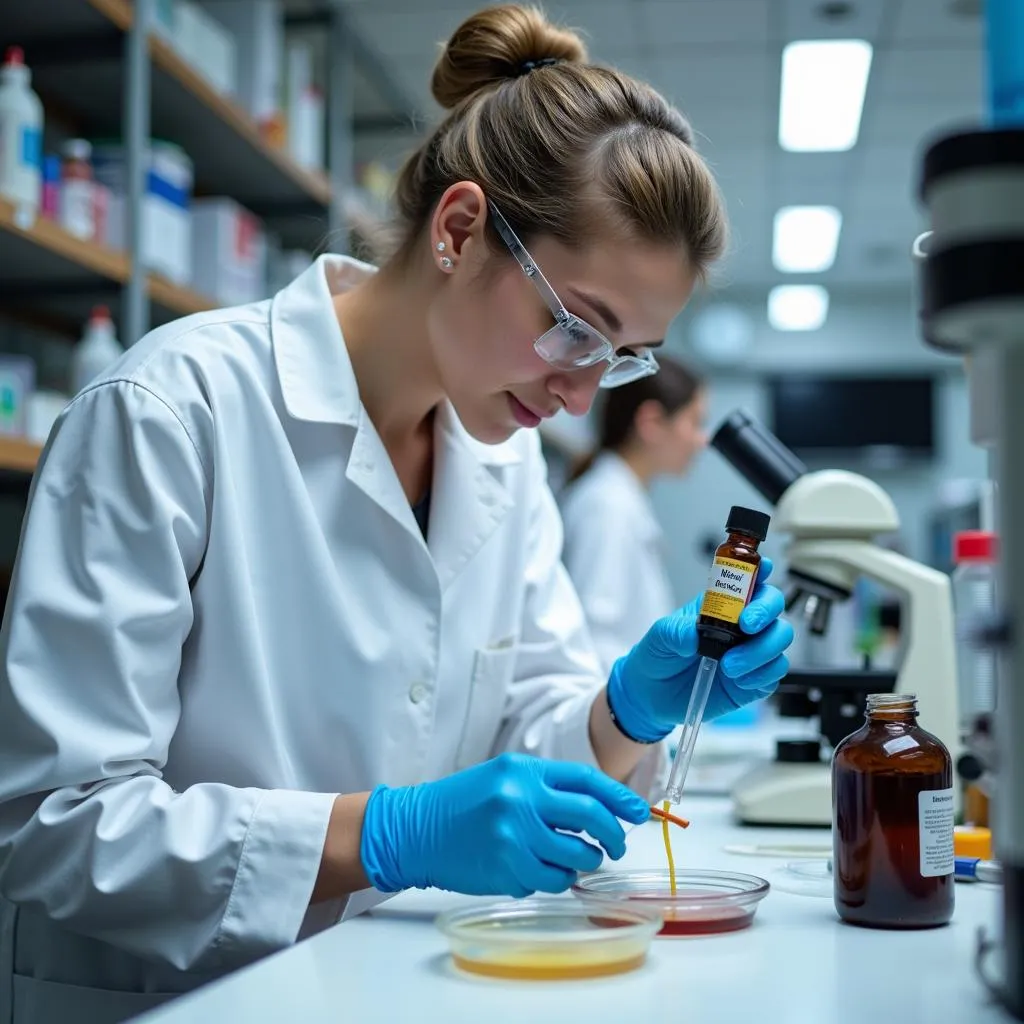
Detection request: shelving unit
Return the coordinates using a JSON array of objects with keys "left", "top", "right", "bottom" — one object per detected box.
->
[
  {"left": 0, "top": 0, "right": 417, "bottom": 476},
  {"left": 0, "top": 438, "right": 43, "bottom": 476},
  {"left": 11, "top": 0, "right": 333, "bottom": 249},
  {"left": 0, "top": 197, "right": 215, "bottom": 331}
]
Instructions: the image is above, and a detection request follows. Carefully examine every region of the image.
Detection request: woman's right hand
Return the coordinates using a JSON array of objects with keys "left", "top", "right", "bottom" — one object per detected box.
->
[{"left": 359, "top": 753, "right": 650, "bottom": 897}]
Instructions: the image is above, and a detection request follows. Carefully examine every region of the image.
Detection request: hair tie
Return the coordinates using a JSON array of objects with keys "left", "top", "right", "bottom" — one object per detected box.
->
[{"left": 517, "top": 57, "right": 562, "bottom": 76}]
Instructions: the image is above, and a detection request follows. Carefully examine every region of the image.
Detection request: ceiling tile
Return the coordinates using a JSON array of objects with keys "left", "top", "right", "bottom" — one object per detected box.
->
[
  {"left": 643, "top": 51, "right": 775, "bottom": 108},
  {"left": 869, "top": 46, "right": 984, "bottom": 101},
  {"left": 890, "top": 0, "right": 984, "bottom": 45},
  {"left": 780, "top": 0, "right": 888, "bottom": 42},
  {"left": 860, "top": 97, "right": 982, "bottom": 145},
  {"left": 637, "top": 0, "right": 771, "bottom": 49}
]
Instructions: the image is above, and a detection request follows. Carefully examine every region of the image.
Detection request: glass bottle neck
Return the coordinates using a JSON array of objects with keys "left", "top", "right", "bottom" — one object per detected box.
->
[
  {"left": 727, "top": 529, "right": 760, "bottom": 546},
  {"left": 866, "top": 692, "right": 918, "bottom": 722}
]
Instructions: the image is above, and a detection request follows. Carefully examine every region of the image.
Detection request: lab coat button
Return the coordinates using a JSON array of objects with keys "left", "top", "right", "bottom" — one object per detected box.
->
[{"left": 409, "top": 682, "right": 428, "bottom": 704}]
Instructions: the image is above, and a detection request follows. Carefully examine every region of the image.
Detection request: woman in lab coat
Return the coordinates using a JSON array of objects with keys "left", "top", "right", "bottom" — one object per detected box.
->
[
  {"left": 561, "top": 358, "right": 707, "bottom": 673},
  {"left": 0, "top": 7, "right": 793, "bottom": 1022}
]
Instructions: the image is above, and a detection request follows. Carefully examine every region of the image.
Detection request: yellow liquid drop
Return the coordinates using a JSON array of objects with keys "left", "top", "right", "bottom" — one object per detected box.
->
[{"left": 662, "top": 799, "right": 677, "bottom": 895}]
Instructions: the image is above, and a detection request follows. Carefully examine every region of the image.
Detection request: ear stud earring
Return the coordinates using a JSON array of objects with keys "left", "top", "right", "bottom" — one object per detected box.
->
[
  {"left": 435, "top": 241, "right": 446, "bottom": 252},
  {"left": 440, "top": 256, "right": 454, "bottom": 269}
]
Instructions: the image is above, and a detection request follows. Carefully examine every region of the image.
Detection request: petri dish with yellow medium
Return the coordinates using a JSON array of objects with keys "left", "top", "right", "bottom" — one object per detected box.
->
[
  {"left": 572, "top": 869, "right": 769, "bottom": 936},
  {"left": 436, "top": 898, "right": 663, "bottom": 981}
]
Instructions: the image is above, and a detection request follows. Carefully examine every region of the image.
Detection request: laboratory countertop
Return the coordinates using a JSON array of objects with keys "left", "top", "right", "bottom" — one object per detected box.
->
[{"left": 137, "top": 796, "right": 1013, "bottom": 1024}]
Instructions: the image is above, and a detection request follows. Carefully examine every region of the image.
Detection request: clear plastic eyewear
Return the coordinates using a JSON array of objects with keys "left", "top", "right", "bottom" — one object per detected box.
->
[{"left": 487, "top": 203, "right": 660, "bottom": 389}]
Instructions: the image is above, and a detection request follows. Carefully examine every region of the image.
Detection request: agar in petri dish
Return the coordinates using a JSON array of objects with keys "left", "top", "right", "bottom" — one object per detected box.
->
[
  {"left": 436, "top": 898, "right": 663, "bottom": 981},
  {"left": 572, "top": 869, "right": 770, "bottom": 937}
]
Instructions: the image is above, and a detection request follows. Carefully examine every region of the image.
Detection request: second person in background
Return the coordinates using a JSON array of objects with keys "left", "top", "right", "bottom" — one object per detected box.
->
[{"left": 561, "top": 358, "right": 708, "bottom": 674}]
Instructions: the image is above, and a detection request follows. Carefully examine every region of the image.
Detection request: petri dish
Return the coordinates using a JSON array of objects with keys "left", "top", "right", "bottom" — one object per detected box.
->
[
  {"left": 435, "top": 898, "right": 662, "bottom": 981},
  {"left": 771, "top": 859, "right": 833, "bottom": 898},
  {"left": 572, "top": 869, "right": 770, "bottom": 936}
]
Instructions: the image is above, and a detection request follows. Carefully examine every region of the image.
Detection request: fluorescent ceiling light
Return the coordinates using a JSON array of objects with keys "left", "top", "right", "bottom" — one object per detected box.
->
[
  {"left": 773, "top": 205, "right": 843, "bottom": 272},
  {"left": 768, "top": 285, "right": 830, "bottom": 331},
  {"left": 779, "top": 40, "right": 873, "bottom": 152}
]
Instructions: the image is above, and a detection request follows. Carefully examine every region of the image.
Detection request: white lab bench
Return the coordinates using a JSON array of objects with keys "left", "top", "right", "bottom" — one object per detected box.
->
[{"left": 135, "top": 796, "right": 1013, "bottom": 1024}]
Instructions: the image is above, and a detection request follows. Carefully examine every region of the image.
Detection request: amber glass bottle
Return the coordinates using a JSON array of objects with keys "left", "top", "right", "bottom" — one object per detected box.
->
[
  {"left": 832, "top": 693, "right": 955, "bottom": 928},
  {"left": 696, "top": 505, "right": 770, "bottom": 659}
]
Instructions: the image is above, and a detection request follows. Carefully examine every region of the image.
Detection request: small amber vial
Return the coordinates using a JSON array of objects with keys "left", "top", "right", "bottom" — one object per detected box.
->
[
  {"left": 832, "top": 693, "right": 955, "bottom": 929},
  {"left": 697, "top": 505, "right": 771, "bottom": 659}
]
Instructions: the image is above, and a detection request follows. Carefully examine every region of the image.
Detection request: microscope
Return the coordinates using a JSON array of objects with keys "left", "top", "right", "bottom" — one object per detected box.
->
[{"left": 710, "top": 411, "right": 961, "bottom": 827}]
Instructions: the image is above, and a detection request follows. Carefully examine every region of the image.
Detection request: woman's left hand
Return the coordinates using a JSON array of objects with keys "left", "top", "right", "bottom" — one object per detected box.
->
[{"left": 605, "top": 557, "right": 794, "bottom": 744}]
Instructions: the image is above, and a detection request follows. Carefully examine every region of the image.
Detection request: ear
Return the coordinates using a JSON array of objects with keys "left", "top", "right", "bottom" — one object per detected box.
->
[
  {"left": 632, "top": 399, "right": 667, "bottom": 445},
  {"left": 431, "top": 182, "right": 487, "bottom": 263}
]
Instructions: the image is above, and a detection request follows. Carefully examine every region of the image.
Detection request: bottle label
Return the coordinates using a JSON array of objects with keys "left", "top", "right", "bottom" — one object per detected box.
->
[
  {"left": 918, "top": 788, "right": 955, "bottom": 877},
  {"left": 700, "top": 557, "right": 755, "bottom": 623}
]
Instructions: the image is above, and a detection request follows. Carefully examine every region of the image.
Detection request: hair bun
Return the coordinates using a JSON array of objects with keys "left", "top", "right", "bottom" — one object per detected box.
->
[{"left": 431, "top": 4, "right": 587, "bottom": 110}]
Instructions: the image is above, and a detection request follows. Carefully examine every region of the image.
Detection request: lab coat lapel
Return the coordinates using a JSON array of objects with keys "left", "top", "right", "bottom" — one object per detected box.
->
[
  {"left": 429, "top": 404, "right": 516, "bottom": 591},
  {"left": 346, "top": 407, "right": 427, "bottom": 546}
]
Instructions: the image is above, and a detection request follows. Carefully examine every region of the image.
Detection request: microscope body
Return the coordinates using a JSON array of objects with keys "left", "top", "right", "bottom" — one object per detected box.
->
[{"left": 731, "top": 469, "right": 961, "bottom": 826}]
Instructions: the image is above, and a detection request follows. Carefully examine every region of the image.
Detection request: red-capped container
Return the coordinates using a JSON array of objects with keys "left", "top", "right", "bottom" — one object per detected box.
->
[{"left": 952, "top": 530, "right": 998, "bottom": 726}]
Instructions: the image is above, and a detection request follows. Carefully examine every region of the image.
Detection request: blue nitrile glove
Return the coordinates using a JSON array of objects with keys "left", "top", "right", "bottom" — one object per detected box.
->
[
  {"left": 606, "top": 556, "right": 794, "bottom": 743},
  {"left": 360, "top": 753, "right": 650, "bottom": 897}
]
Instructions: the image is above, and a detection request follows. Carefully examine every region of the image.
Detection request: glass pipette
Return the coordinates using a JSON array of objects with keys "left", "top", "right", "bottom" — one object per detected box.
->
[{"left": 663, "top": 655, "right": 718, "bottom": 806}]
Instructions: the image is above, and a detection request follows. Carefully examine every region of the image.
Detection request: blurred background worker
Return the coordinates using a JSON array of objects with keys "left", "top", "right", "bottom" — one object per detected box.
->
[{"left": 561, "top": 358, "right": 708, "bottom": 673}]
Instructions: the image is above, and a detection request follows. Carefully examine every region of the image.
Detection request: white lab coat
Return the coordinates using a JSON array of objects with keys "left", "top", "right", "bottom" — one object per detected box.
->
[
  {"left": 0, "top": 256, "right": 665, "bottom": 1024},
  {"left": 560, "top": 452, "right": 676, "bottom": 675}
]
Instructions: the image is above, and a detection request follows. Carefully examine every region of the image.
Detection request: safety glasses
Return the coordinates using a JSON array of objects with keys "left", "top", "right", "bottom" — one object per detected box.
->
[{"left": 487, "top": 202, "right": 660, "bottom": 389}]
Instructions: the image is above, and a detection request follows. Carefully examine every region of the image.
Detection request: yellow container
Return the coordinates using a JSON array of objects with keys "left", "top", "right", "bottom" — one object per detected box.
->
[{"left": 954, "top": 825, "right": 992, "bottom": 860}]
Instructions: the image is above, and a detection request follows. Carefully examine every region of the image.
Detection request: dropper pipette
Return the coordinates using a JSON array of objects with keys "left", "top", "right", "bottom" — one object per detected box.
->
[{"left": 662, "top": 655, "right": 718, "bottom": 806}]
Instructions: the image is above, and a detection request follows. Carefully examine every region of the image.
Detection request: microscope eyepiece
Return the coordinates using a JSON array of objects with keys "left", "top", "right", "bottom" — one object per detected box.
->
[{"left": 710, "top": 410, "right": 807, "bottom": 505}]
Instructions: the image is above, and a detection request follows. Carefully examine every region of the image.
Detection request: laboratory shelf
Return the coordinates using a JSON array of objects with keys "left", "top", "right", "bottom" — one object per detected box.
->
[
  {"left": 146, "top": 34, "right": 333, "bottom": 242},
  {"left": 0, "top": 198, "right": 216, "bottom": 332},
  {"left": 0, "top": 438, "right": 44, "bottom": 476},
  {"left": 0, "top": 196, "right": 130, "bottom": 300},
  {"left": 147, "top": 274, "right": 216, "bottom": 319},
  {"left": 5, "top": 0, "right": 333, "bottom": 251}
]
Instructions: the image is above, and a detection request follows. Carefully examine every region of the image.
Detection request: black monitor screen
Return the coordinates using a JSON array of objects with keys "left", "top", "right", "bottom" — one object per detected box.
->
[{"left": 769, "top": 376, "right": 935, "bottom": 453}]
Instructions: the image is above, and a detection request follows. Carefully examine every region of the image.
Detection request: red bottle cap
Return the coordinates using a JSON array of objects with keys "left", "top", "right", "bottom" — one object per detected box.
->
[
  {"left": 90, "top": 305, "right": 110, "bottom": 321},
  {"left": 4, "top": 47, "right": 25, "bottom": 67},
  {"left": 953, "top": 530, "right": 998, "bottom": 563}
]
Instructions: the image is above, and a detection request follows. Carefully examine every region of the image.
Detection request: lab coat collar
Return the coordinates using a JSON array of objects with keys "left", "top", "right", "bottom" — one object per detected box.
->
[
  {"left": 430, "top": 404, "right": 517, "bottom": 589},
  {"left": 272, "top": 254, "right": 522, "bottom": 585},
  {"left": 271, "top": 254, "right": 370, "bottom": 427}
]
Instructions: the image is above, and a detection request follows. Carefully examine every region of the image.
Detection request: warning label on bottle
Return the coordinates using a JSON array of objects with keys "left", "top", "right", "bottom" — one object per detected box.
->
[
  {"left": 918, "top": 788, "right": 955, "bottom": 877},
  {"left": 700, "top": 557, "right": 755, "bottom": 623}
]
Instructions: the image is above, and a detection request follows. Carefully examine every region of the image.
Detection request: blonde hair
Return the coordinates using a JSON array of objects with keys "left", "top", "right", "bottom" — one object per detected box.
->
[{"left": 391, "top": 4, "right": 728, "bottom": 278}]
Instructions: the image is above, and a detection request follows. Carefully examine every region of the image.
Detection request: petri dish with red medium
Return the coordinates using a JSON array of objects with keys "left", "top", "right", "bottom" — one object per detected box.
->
[{"left": 572, "top": 870, "right": 770, "bottom": 936}]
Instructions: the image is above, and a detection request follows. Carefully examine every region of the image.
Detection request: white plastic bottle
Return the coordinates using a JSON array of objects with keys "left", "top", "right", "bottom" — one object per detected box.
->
[
  {"left": 71, "top": 306, "right": 123, "bottom": 394},
  {"left": 59, "top": 138, "right": 95, "bottom": 240},
  {"left": 0, "top": 47, "right": 43, "bottom": 225},
  {"left": 951, "top": 530, "right": 999, "bottom": 728}
]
